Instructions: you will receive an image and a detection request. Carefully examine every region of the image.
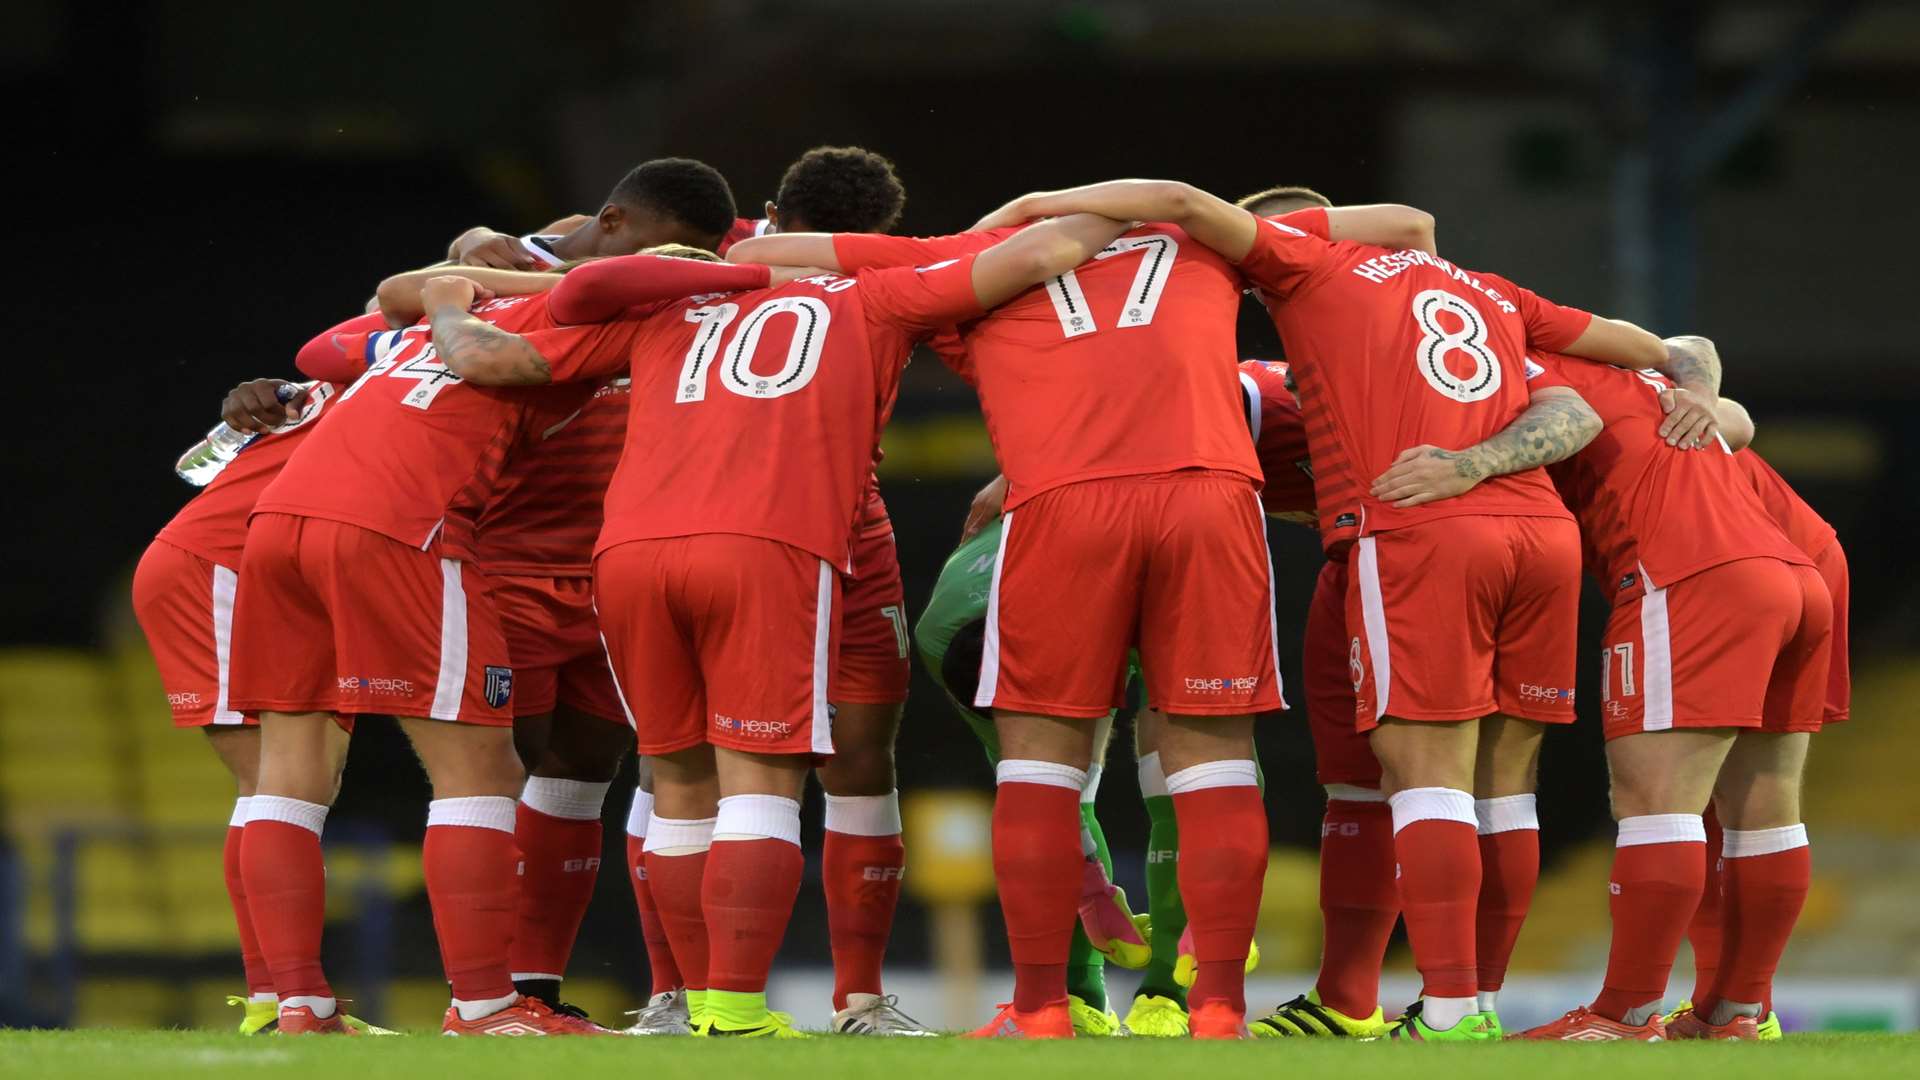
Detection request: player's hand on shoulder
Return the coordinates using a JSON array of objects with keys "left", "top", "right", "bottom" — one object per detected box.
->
[
  {"left": 223, "top": 378, "right": 303, "bottom": 433},
  {"left": 1657, "top": 387, "right": 1720, "bottom": 449},
  {"left": 453, "top": 228, "right": 537, "bottom": 270},
  {"left": 962, "top": 474, "right": 1009, "bottom": 540},
  {"left": 1370, "top": 444, "right": 1481, "bottom": 508},
  {"left": 421, "top": 276, "right": 492, "bottom": 313}
]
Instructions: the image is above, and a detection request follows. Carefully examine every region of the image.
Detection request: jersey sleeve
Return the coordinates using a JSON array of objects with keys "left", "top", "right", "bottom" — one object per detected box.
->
[
  {"left": 857, "top": 254, "right": 987, "bottom": 336},
  {"left": 533, "top": 317, "right": 650, "bottom": 384},
  {"left": 294, "top": 311, "right": 389, "bottom": 381},
  {"left": 1276, "top": 206, "right": 1331, "bottom": 238},
  {"left": 547, "top": 254, "right": 771, "bottom": 324},
  {"left": 833, "top": 229, "right": 1011, "bottom": 271},
  {"left": 1523, "top": 352, "right": 1573, "bottom": 392},
  {"left": 1515, "top": 285, "right": 1595, "bottom": 352},
  {"left": 1236, "top": 213, "right": 1339, "bottom": 300}
]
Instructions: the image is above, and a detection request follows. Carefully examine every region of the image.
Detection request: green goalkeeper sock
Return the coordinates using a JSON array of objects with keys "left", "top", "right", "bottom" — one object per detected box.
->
[
  {"left": 1066, "top": 799, "right": 1113, "bottom": 1010},
  {"left": 1138, "top": 791, "right": 1186, "bottom": 1005}
]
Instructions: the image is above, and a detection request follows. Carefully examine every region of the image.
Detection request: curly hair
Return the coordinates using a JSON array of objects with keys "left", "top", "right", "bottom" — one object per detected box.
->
[
  {"left": 608, "top": 158, "right": 738, "bottom": 243},
  {"left": 774, "top": 146, "right": 906, "bottom": 234}
]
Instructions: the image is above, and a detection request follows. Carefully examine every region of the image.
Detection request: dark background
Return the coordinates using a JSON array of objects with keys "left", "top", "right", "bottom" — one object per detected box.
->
[{"left": 6, "top": 0, "right": 1916, "bottom": 997}]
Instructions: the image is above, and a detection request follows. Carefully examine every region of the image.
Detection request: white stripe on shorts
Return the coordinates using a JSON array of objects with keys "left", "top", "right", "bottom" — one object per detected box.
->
[
  {"left": 974, "top": 510, "right": 1012, "bottom": 709},
  {"left": 210, "top": 564, "right": 244, "bottom": 725},
  {"left": 430, "top": 559, "right": 469, "bottom": 721},
  {"left": 813, "top": 560, "right": 835, "bottom": 756},
  {"left": 1638, "top": 562, "right": 1675, "bottom": 732},
  {"left": 1251, "top": 489, "right": 1287, "bottom": 708},
  {"left": 1355, "top": 536, "right": 1391, "bottom": 721},
  {"left": 589, "top": 595, "right": 641, "bottom": 732}
]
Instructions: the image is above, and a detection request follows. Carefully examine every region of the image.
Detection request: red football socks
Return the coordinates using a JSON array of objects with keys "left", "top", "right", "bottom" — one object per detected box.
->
[
  {"left": 822, "top": 792, "right": 906, "bottom": 1009},
  {"left": 1687, "top": 805, "right": 1726, "bottom": 1003},
  {"left": 509, "top": 795, "right": 604, "bottom": 983},
  {"left": 626, "top": 833, "right": 682, "bottom": 994},
  {"left": 423, "top": 798, "right": 521, "bottom": 1002},
  {"left": 239, "top": 797, "right": 333, "bottom": 1000},
  {"left": 1699, "top": 826, "right": 1810, "bottom": 1019},
  {"left": 644, "top": 840, "right": 713, "bottom": 993},
  {"left": 1388, "top": 788, "right": 1481, "bottom": 1000},
  {"left": 991, "top": 764, "right": 1085, "bottom": 1013},
  {"left": 1474, "top": 795, "right": 1540, "bottom": 997},
  {"left": 704, "top": 837, "right": 806, "bottom": 993},
  {"left": 225, "top": 803, "right": 274, "bottom": 997},
  {"left": 1590, "top": 814, "right": 1706, "bottom": 1022},
  {"left": 1169, "top": 765, "right": 1266, "bottom": 1015},
  {"left": 1315, "top": 796, "right": 1398, "bottom": 1018}
]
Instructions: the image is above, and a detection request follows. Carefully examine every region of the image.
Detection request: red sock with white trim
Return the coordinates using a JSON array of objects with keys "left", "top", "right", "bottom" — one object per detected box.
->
[
  {"left": 1315, "top": 789, "right": 1397, "bottom": 1019},
  {"left": 224, "top": 797, "right": 275, "bottom": 999},
  {"left": 1169, "top": 760, "right": 1266, "bottom": 1016},
  {"left": 240, "top": 796, "right": 333, "bottom": 1009},
  {"left": 1687, "top": 805, "right": 1726, "bottom": 1003},
  {"left": 1474, "top": 794, "right": 1539, "bottom": 1013},
  {"left": 424, "top": 797, "right": 522, "bottom": 1018},
  {"left": 1699, "top": 824, "right": 1810, "bottom": 1024},
  {"left": 1590, "top": 814, "right": 1706, "bottom": 1024},
  {"left": 992, "top": 760, "right": 1086, "bottom": 1013},
  {"left": 704, "top": 795, "right": 806, "bottom": 995},
  {"left": 509, "top": 778, "right": 609, "bottom": 998},
  {"left": 625, "top": 789, "right": 682, "bottom": 995},
  {"left": 643, "top": 815, "right": 715, "bottom": 995},
  {"left": 1388, "top": 787, "right": 1480, "bottom": 1030},
  {"left": 822, "top": 791, "right": 905, "bottom": 1010}
]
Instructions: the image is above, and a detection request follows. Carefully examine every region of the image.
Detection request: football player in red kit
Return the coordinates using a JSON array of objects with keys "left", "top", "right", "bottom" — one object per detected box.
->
[
  {"left": 426, "top": 211, "right": 1131, "bottom": 1038},
  {"left": 966, "top": 178, "right": 1712, "bottom": 1040},
  {"left": 1499, "top": 348, "right": 1828, "bottom": 1041}
]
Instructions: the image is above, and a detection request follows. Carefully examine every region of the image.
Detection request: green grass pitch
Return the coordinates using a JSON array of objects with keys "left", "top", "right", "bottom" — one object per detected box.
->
[{"left": 3, "top": 1030, "right": 1917, "bottom": 1080}]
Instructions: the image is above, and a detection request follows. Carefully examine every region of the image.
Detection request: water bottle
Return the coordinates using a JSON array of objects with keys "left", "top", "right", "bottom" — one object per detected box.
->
[{"left": 174, "top": 382, "right": 306, "bottom": 487}]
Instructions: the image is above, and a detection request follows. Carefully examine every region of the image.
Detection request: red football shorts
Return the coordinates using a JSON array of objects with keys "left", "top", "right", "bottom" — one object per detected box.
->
[
  {"left": 977, "top": 470, "right": 1282, "bottom": 719},
  {"left": 1812, "top": 540, "right": 1850, "bottom": 723},
  {"left": 1349, "top": 515, "right": 1580, "bottom": 731},
  {"left": 227, "top": 513, "right": 514, "bottom": 725},
  {"left": 594, "top": 534, "right": 840, "bottom": 757},
  {"left": 1303, "top": 558, "right": 1380, "bottom": 788},
  {"left": 489, "top": 574, "right": 624, "bottom": 724},
  {"left": 1598, "top": 557, "right": 1832, "bottom": 740},
  {"left": 131, "top": 539, "right": 251, "bottom": 728},
  {"left": 833, "top": 525, "right": 910, "bottom": 705}
]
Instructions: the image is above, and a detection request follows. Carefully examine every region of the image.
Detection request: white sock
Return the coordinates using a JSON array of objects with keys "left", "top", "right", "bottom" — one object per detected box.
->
[
  {"left": 249, "top": 991, "right": 277, "bottom": 1005},
  {"left": 453, "top": 991, "right": 520, "bottom": 1022},
  {"left": 625, "top": 788, "right": 654, "bottom": 840},
  {"left": 1137, "top": 752, "right": 1168, "bottom": 799},
  {"left": 1164, "top": 759, "right": 1259, "bottom": 794},
  {"left": 1476, "top": 989, "right": 1499, "bottom": 1014},
  {"left": 426, "top": 796, "right": 517, "bottom": 832},
  {"left": 281, "top": 994, "right": 336, "bottom": 1018},
  {"left": 995, "top": 758, "right": 1087, "bottom": 791},
  {"left": 1421, "top": 994, "right": 1479, "bottom": 1030},
  {"left": 642, "top": 815, "right": 715, "bottom": 857},
  {"left": 247, "top": 795, "right": 330, "bottom": 836},
  {"left": 229, "top": 797, "right": 252, "bottom": 828},
  {"left": 712, "top": 794, "right": 801, "bottom": 846},
  {"left": 521, "top": 777, "right": 611, "bottom": 821},
  {"left": 822, "top": 791, "right": 902, "bottom": 836},
  {"left": 1707, "top": 998, "right": 1765, "bottom": 1025}
]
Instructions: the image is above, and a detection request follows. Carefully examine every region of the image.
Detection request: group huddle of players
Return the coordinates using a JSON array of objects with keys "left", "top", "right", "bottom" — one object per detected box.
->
[{"left": 132, "top": 144, "right": 1846, "bottom": 1041}]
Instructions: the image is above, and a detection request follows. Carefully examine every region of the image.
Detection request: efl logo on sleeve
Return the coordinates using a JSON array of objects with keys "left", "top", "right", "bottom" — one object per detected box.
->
[{"left": 484, "top": 666, "right": 514, "bottom": 708}]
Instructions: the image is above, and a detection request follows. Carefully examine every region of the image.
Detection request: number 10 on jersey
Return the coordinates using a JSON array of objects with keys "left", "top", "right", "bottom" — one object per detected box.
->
[{"left": 676, "top": 297, "right": 833, "bottom": 404}]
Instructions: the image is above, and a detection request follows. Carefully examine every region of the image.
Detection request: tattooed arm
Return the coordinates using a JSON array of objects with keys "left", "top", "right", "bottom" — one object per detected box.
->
[
  {"left": 1649, "top": 334, "right": 1723, "bottom": 448},
  {"left": 421, "top": 277, "right": 555, "bottom": 386},
  {"left": 1369, "top": 386, "right": 1602, "bottom": 508}
]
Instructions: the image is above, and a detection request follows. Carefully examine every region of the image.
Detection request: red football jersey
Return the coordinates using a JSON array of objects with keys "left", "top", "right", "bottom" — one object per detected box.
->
[
  {"left": 1734, "top": 449, "right": 1837, "bottom": 559},
  {"left": 835, "top": 224, "right": 1261, "bottom": 510},
  {"left": 541, "top": 257, "right": 986, "bottom": 569},
  {"left": 1536, "top": 356, "right": 1810, "bottom": 597},
  {"left": 717, "top": 217, "right": 771, "bottom": 257},
  {"left": 1237, "top": 359, "right": 1315, "bottom": 519},
  {"left": 156, "top": 381, "right": 347, "bottom": 569},
  {"left": 254, "top": 294, "right": 599, "bottom": 558},
  {"left": 1240, "top": 208, "right": 1593, "bottom": 548},
  {"left": 472, "top": 377, "right": 630, "bottom": 577}
]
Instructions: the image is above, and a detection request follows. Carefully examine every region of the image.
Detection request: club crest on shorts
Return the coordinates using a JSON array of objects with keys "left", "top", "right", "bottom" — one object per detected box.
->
[{"left": 484, "top": 665, "right": 514, "bottom": 708}]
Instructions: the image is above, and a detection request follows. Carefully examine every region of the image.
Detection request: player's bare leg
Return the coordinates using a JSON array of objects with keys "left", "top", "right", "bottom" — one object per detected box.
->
[
  {"left": 1678, "top": 731, "right": 1812, "bottom": 1038},
  {"left": 1470, "top": 714, "right": 1545, "bottom": 1025},
  {"left": 1518, "top": 728, "right": 1731, "bottom": 1041},
  {"left": 509, "top": 705, "right": 630, "bottom": 1011},
  {"left": 1368, "top": 717, "right": 1490, "bottom": 1037},
  {"left": 699, "top": 747, "right": 812, "bottom": 1037},
  {"left": 401, "top": 717, "right": 607, "bottom": 1035},
  {"left": 1154, "top": 713, "right": 1264, "bottom": 1039},
  {"left": 817, "top": 699, "right": 928, "bottom": 1034},
  {"left": 242, "top": 712, "right": 351, "bottom": 1032},
  {"left": 972, "top": 710, "right": 1098, "bottom": 1038}
]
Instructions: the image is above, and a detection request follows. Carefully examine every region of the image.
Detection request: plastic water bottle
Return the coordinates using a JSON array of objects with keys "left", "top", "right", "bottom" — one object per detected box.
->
[{"left": 174, "top": 383, "right": 305, "bottom": 487}]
